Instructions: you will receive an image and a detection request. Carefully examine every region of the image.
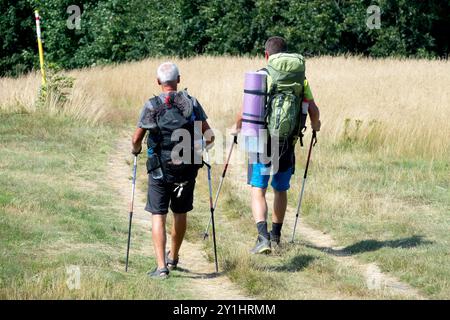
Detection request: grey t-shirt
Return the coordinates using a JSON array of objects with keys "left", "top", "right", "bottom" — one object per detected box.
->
[{"left": 137, "top": 92, "right": 207, "bottom": 130}]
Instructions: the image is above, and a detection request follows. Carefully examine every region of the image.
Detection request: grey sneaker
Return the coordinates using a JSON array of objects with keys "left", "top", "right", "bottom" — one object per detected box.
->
[
  {"left": 269, "top": 232, "right": 281, "bottom": 253},
  {"left": 148, "top": 267, "right": 169, "bottom": 279},
  {"left": 250, "top": 234, "right": 272, "bottom": 254}
]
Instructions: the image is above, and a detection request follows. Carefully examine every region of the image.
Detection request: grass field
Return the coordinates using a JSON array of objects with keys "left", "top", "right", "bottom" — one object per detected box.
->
[
  {"left": 292, "top": 144, "right": 449, "bottom": 298},
  {"left": 0, "top": 113, "right": 191, "bottom": 299},
  {"left": 1, "top": 56, "right": 449, "bottom": 299}
]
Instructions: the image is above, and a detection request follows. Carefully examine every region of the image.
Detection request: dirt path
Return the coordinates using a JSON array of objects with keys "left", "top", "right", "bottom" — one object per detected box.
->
[
  {"left": 108, "top": 135, "right": 251, "bottom": 300},
  {"left": 282, "top": 204, "right": 424, "bottom": 299},
  {"left": 228, "top": 161, "right": 425, "bottom": 299},
  {"left": 108, "top": 133, "right": 423, "bottom": 299}
]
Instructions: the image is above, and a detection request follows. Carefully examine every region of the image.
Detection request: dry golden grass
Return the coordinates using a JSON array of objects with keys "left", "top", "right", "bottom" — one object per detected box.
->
[
  {"left": 0, "top": 72, "right": 39, "bottom": 112},
  {"left": 1, "top": 56, "right": 449, "bottom": 157}
]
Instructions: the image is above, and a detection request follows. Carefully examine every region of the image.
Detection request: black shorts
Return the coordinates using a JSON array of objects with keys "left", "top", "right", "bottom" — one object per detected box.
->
[{"left": 145, "top": 176, "right": 196, "bottom": 215}]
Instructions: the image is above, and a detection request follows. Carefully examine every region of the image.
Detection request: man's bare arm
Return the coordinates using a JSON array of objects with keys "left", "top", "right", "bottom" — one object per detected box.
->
[
  {"left": 308, "top": 100, "right": 321, "bottom": 132},
  {"left": 235, "top": 108, "right": 243, "bottom": 130},
  {"left": 202, "top": 120, "right": 215, "bottom": 147},
  {"left": 230, "top": 106, "right": 243, "bottom": 136},
  {"left": 131, "top": 127, "right": 146, "bottom": 154}
]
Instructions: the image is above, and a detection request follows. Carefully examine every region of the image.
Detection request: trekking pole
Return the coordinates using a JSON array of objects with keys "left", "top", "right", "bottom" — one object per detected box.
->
[
  {"left": 125, "top": 155, "right": 138, "bottom": 272},
  {"left": 291, "top": 131, "right": 317, "bottom": 243},
  {"left": 203, "top": 135, "right": 238, "bottom": 239},
  {"left": 204, "top": 151, "right": 219, "bottom": 272}
]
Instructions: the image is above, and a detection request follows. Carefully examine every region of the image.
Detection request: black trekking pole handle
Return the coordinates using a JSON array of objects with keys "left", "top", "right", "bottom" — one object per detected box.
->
[
  {"left": 312, "top": 130, "right": 317, "bottom": 145},
  {"left": 303, "top": 131, "right": 317, "bottom": 178}
]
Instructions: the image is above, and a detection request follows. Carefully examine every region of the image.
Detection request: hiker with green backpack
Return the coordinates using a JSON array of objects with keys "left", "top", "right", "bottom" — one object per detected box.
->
[
  {"left": 131, "top": 62, "right": 215, "bottom": 278},
  {"left": 233, "top": 36, "right": 321, "bottom": 254}
]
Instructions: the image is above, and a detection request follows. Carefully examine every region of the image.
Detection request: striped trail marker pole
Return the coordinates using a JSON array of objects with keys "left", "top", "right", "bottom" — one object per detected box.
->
[{"left": 34, "top": 10, "right": 46, "bottom": 86}]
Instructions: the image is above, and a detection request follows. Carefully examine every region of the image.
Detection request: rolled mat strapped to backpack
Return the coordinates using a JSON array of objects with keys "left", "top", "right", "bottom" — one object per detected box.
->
[
  {"left": 241, "top": 72, "right": 267, "bottom": 153},
  {"left": 241, "top": 72, "right": 267, "bottom": 137}
]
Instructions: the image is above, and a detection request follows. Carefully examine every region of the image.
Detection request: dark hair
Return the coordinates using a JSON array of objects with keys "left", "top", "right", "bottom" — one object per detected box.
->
[{"left": 264, "top": 36, "right": 288, "bottom": 56}]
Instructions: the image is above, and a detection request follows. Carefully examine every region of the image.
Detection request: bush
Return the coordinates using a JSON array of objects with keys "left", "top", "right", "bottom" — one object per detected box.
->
[
  {"left": 37, "top": 63, "right": 74, "bottom": 113},
  {"left": 1, "top": 0, "right": 448, "bottom": 77}
]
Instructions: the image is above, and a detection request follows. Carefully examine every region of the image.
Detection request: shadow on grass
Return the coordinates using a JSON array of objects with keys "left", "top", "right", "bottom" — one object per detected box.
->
[
  {"left": 342, "top": 235, "right": 433, "bottom": 254},
  {"left": 263, "top": 255, "right": 316, "bottom": 273},
  {"left": 306, "top": 235, "right": 433, "bottom": 256}
]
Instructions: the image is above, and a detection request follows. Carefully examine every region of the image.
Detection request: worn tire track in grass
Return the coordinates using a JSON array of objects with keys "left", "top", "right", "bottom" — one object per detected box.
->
[
  {"left": 229, "top": 163, "right": 425, "bottom": 299},
  {"left": 108, "top": 135, "right": 252, "bottom": 300}
]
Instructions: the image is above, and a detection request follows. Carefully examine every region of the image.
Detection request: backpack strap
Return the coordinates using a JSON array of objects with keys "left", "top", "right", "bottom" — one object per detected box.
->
[
  {"left": 149, "top": 95, "right": 164, "bottom": 111},
  {"left": 244, "top": 89, "right": 267, "bottom": 96},
  {"left": 149, "top": 95, "right": 168, "bottom": 119},
  {"left": 258, "top": 67, "right": 269, "bottom": 75}
]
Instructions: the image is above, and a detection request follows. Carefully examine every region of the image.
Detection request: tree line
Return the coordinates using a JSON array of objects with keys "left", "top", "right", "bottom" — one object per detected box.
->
[{"left": 1, "top": 0, "right": 449, "bottom": 77}]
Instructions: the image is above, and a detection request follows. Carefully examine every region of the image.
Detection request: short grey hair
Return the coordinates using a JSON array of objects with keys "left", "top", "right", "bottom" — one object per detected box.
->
[{"left": 157, "top": 62, "right": 180, "bottom": 83}]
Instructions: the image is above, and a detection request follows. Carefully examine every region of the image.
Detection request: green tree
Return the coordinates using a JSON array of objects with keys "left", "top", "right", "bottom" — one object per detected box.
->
[
  {"left": 201, "top": 0, "right": 260, "bottom": 54},
  {"left": 1, "top": 0, "right": 448, "bottom": 77},
  {"left": 0, "top": 0, "right": 36, "bottom": 76}
]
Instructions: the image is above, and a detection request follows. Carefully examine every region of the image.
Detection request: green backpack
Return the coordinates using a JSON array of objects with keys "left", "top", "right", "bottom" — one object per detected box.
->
[{"left": 265, "top": 53, "right": 306, "bottom": 141}]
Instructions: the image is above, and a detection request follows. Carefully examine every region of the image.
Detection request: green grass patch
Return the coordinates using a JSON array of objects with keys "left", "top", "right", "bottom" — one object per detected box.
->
[
  {"left": 290, "top": 141, "right": 450, "bottom": 299},
  {"left": 0, "top": 113, "right": 190, "bottom": 299}
]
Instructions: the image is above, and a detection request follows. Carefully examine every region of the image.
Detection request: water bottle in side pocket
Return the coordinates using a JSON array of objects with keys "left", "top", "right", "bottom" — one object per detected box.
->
[{"left": 147, "top": 148, "right": 163, "bottom": 180}]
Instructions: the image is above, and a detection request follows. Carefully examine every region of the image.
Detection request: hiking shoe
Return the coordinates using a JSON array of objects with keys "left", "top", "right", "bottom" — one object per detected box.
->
[
  {"left": 148, "top": 267, "right": 169, "bottom": 279},
  {"left": 269, "top": 231, "right": 282, "bottom": 254},
  {"left": 270, "top": 231, "right": 281, "bottom": 247},
  {"left": 166, "top": 251, "right": 179, "bottom": 270},
  {"left": 250, "top": 235, "right": 272, "bottom": 254}
]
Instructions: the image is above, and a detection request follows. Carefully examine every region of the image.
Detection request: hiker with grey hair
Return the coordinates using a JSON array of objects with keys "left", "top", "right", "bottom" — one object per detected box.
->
[
  {"left": 132, "top": 62, "right": 214, "bottom": 278},
  {"left": 234, "top": 36, "right": 321, "bottom": 254}
]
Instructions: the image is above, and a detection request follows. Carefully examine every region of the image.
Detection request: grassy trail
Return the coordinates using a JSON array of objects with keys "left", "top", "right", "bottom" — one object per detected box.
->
[
  {"left": 294, "top": 141, "right": 450, "bottom": 299},
  {"left": 1, "top": 56, "right": 448, "bottom": 299},
  {"left": 268, "top": 188, "right": 424, "bottom": 299},
  {"left": 196, "top": 132, "right": 448, "bottom": 299},
  {"left": 1, "top": 112, "right": 443, "bottom": 299},
  {"left": 112, "top": 134, "right": 251, "bottom": 300},
  {"left": 192, "top": 159, "right": 412, "bottom": 299},
  {"left": 0, "top": 113, "right": 188, "bottom": 299}
]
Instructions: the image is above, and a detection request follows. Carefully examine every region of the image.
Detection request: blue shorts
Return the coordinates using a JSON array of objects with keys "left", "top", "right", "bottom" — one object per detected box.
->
[{"left": 247, "top": 162, "right": 293, "bottom": 191}]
